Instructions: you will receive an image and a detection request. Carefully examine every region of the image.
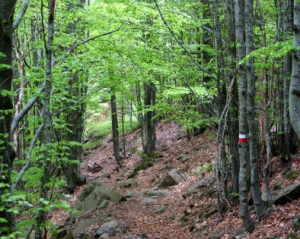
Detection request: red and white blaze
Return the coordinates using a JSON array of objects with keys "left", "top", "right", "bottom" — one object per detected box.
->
[{"left": 238, "top": 134, "right": 247, "bottom": 143}]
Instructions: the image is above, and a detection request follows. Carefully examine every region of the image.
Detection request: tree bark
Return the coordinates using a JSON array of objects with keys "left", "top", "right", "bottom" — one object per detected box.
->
[
  {"left": 226, "top": 0, "right": 240, "bottom": 195},
  {"left": 61, "top": 0, "right": 86, "bottom": 192},
  {"left": 111, "top": 92, "right": 120, "bottom": 163},
  {"left": 234, "top": 0, "right": 255, "bottom": 232},
  {"left": 0, "top": 1, "right": 17, "bottom": 235},
  {"left": 144, "top": 82, "right": 156, "bottom": 155},
  {"left": 35, "top": 1, "right": 55, "bottom": 237},
  {"left": 245, "top": 0, "right": 264, "bottom": 217},
  {"left": 290, "top": 1, "right": 300, "bottom": 140}
]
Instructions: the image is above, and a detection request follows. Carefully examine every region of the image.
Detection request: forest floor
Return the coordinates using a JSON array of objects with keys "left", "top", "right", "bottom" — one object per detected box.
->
[{"left": 52, "top": 121, "right": 300, "bottom": 239}]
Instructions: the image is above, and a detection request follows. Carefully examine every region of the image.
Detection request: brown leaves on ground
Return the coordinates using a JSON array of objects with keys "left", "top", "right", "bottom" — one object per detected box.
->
[{"left": 50, "top": 121, "right": 300, "bottom": 238}]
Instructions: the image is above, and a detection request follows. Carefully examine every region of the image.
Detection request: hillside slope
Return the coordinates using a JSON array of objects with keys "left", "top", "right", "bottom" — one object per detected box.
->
[{"left": 52, "top": 121, "right": 300, "bottom": 238}]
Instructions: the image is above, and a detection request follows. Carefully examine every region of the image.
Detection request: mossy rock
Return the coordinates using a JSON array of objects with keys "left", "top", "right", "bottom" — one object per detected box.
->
[
  {"left": 274, "top": 180, "right": 282, "bottom": 190},
  {"left": 128, "top": 153, "right": 162, "bottom": 178}
]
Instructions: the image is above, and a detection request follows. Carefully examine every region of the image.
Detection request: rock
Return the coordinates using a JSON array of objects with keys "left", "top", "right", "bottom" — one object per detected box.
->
[
  {"left": 292, "top": 216, "right": 300, "bottom": 231},
  {"left": 87, "top": 162, "right": 102, "bottom": 173},
  {"left": 78, "top": 233, "right": 89, "bottom": 239},
  {"left": 99, "top": 233, "right": 110, "bottom": 239},
  {"left": 124, "top": 191, "right": 137, "bottom": 198},
  {"left": 157, "top": 169, "right": 185, "bottom": 189},
  {"left": 177, "top": 155, "right": 190, "bottom": 163},
  {"left": 73, "top": 215, "right": 112, "bottom": 236},
  {"left": 51, "top": 229, "right": 73, "bottom": 239},
  {"left": 153, "top": 207, "right": 165, "bottom": 214},
  {"left": 75, "top": 181, "right": 124, "bottom": 214},
  {"left": 183, "top": 179, "right": 211, "bottom": 198},
  {"left": 262, "top": 181, "right": 300, "bottom": 205},
  {"left": 98, "top": 199, "right": 109, "bottom": 208},
  {"left": 142, "top": 198, "right": 158, "bottom": 205},
  {"left": 146, "top": 188, "right": 172, "bottom": 197},
  {"left": 95, "top": 220, "right": 120, "bottom": 237},
  {"left": 116, "top": 178, "right": 137, "bottom": 188},
  {"left": 101, "top": 173, "right": 111, "bottom": 178}
]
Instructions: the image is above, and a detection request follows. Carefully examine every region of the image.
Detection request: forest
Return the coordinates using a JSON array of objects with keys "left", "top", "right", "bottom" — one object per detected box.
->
[{"left": 1, "top": 0, "right": 300, "bottom": 238}]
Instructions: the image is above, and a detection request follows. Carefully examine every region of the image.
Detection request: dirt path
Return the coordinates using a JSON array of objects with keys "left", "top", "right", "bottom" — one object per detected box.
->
[
  {"left": 62, "top": 121, "right": 217, "bottom": 238},
  {"left": 50, "top": 121, "right": 300, "bottom": 238}
]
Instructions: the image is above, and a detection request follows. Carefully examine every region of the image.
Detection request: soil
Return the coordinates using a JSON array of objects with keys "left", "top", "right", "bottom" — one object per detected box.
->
[{"left": 51, "top": 121, "right": 300, "bottom": 239}]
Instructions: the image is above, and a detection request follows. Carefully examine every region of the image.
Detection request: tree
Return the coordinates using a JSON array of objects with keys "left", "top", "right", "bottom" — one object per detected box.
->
[
  {"left": 143, "top": 81, "right": 156, "bottom": 155},
  {"left": 59, "top": 0, "right": 87, "bottom": 193},
  {"left": 245, "top": 0, "right": 264, "bottom": 218},
  {"left": 234, "top": 0, "right": 255, "bottom": 232},
  {"left": 0, "top": 1, "right": 17, "bottom": 235},
  {"left": 290, "top": 0, "right": 300, "bottom": 139},
  {"left": 34, "top": 0, "right": 56, "bottom": 237}
]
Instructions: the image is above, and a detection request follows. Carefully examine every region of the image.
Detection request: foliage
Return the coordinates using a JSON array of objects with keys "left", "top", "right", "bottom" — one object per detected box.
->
[{"left": 1, "top": 0, "right": 298, "bottom": 236}]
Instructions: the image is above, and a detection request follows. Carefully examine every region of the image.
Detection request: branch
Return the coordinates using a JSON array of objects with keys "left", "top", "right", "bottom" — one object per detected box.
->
[
  {"left": 56, "top": 24, "right": 124, "bottom": 66},
  {"left": 153, "top": 0, "right": 210, "bottom": 75},
  {"left": 11, "top": 123, "right": 44, "bottom": 191},
  {"left": 13, "top": 0, "right": 30, "bottom": 30},
  {"left": 11, "top": 86, "right": 45, "bottom": 135},
  {"left": 53, "top": 85, "right": 101, "bottom": 117}
]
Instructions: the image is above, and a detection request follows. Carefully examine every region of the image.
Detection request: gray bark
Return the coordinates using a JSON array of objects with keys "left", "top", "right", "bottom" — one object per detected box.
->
[
  {"left": 234, "top": 0, "right": 255, "bottom": 232},
  {"left": 290, "top": 1, "right": 300, "bottom": 140},
  {"left": 35, "top": 1, "right": 55, "bottom": 237},
  {"left": 0, "top": 1, "right": 17, "bottom": 235},
  {"left": 245, "top": 0, "right": 264, "bottom": 217},
  {"left": 226, "top": 0, "right": 240, "bottom": 195},
  {"left": 111, "top": 93, "right": 120, "bottom": 163},
  {"left": 213, "top": 0, "right": 230, "bottom": 214},
  {"left": 144, "top": 82, "right": 156, "bottom": 155},
  {"left": 60, "top": 0, "right": 86, "bottom": 192}
]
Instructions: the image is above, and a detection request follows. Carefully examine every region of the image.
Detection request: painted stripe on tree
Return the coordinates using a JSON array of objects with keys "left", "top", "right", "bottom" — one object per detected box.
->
[{"left": 238, "top": 134, "right": 247, "bottom": 143}]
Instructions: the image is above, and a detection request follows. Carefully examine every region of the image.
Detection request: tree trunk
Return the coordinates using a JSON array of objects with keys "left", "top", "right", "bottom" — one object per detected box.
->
[
  {"left": 143, "top": 82, "right": 156, "bottom": 155},
  {"left": 213, "top": 0, "right": 230, "bottom": 213},
  {"left": 0, "top": 1, "right": 16, "bottom": 235},
  {"left": 245, "top": 0, "right": 264, "bottom": 217},
  {"left": 111, "top": 92, "right": 120, "bottom": 163},
  {"left": 226, "top": 0, "right": 240, "bottom": 195},
  {"left": 234, "top": 0, "right": 255, "bottom": 232},
  {"left": 61, "top": 0, "right": 87, "bottom": 192},
  {"left": 35, "top": 1, "right": 55, "bottom": 237},
  {"left": 290, "top": 1, "right": 300, "bottom": 139}
]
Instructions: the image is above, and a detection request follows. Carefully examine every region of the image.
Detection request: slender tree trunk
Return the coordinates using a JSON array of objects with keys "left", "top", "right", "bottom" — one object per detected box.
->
[
  {"left": 245, "top": 0, "right": 264, "bottom": 217},
  {"left": 234, "top": 0, "right": 255, "bottom": 232},
  {"left": 144, "top": 82, "right": 156, "bottom": 155},
  {"left": 61, "top": 0, "right": 87, "bottom": 192},
  {"left": 213, "top": 0, "right": 230, "bottom": 213},
  {"left": 226, "top": 0, "right": 240, "bottom": 195},
  {"left": 63, "top": 71, "right": 87, "bottom": 192},
  {"left": 290, "top": 1, "right": 300, "bottom": 139},
  {"left": 0, "top": 1, "right": 16, "bottom": 235},
  {"left": 35, "top": 1, "right": 55, "bottom": 237},
  {"left": 111, "top": 92, "right": 120, "bottom": 163}
]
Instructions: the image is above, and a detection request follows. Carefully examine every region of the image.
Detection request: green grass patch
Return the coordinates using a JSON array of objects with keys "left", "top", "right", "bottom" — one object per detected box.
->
[{"left": 83, "top": 118, "right": 140, "bottom": 151}]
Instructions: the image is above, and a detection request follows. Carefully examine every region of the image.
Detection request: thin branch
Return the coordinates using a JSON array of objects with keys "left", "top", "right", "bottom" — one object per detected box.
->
[
  {"left": 11, "top": 123, "right": 44, "bottom": 191},
  {"left": 13, "top": 0, "right": 30, "bottom": 30},
  {"left": 11, "top": 86, "right": 45, "bottom": 135},
  {"left": 56, "top": 24, "right": 124, "bottom": 66},
  {"left": 53, "top": 85, "right": 101, "bottom": 116},
  {"left": 153, "top": 0, "right": 210, "bottom": 75}
]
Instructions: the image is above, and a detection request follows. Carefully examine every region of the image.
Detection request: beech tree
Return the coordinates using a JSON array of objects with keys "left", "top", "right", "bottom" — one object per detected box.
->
[
  {"left": 1, "top": 0, "right": 300, "bottom": 237},
  {"left": 290, "top": 0, "right": 300, "bottom": 139},
  {"left": 0, "top": 1, "right": 17, "bottom": 235}
]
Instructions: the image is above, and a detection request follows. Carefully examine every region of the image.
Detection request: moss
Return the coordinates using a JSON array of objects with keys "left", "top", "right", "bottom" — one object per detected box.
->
[
  {"left": 128, "top": 153, "right": 162, "bottom": 178},
  {"left": 286, "top": 171, "right": 297, "bottom": 180},
  {"left": 181, "top": 215, "right": 189, "bottom": 227},
  {"left": 274, "top": 181, "right": 282, "bottom": 190},
  {"left": 287, "top": 232, "right": 300, "bottom": 239}
]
